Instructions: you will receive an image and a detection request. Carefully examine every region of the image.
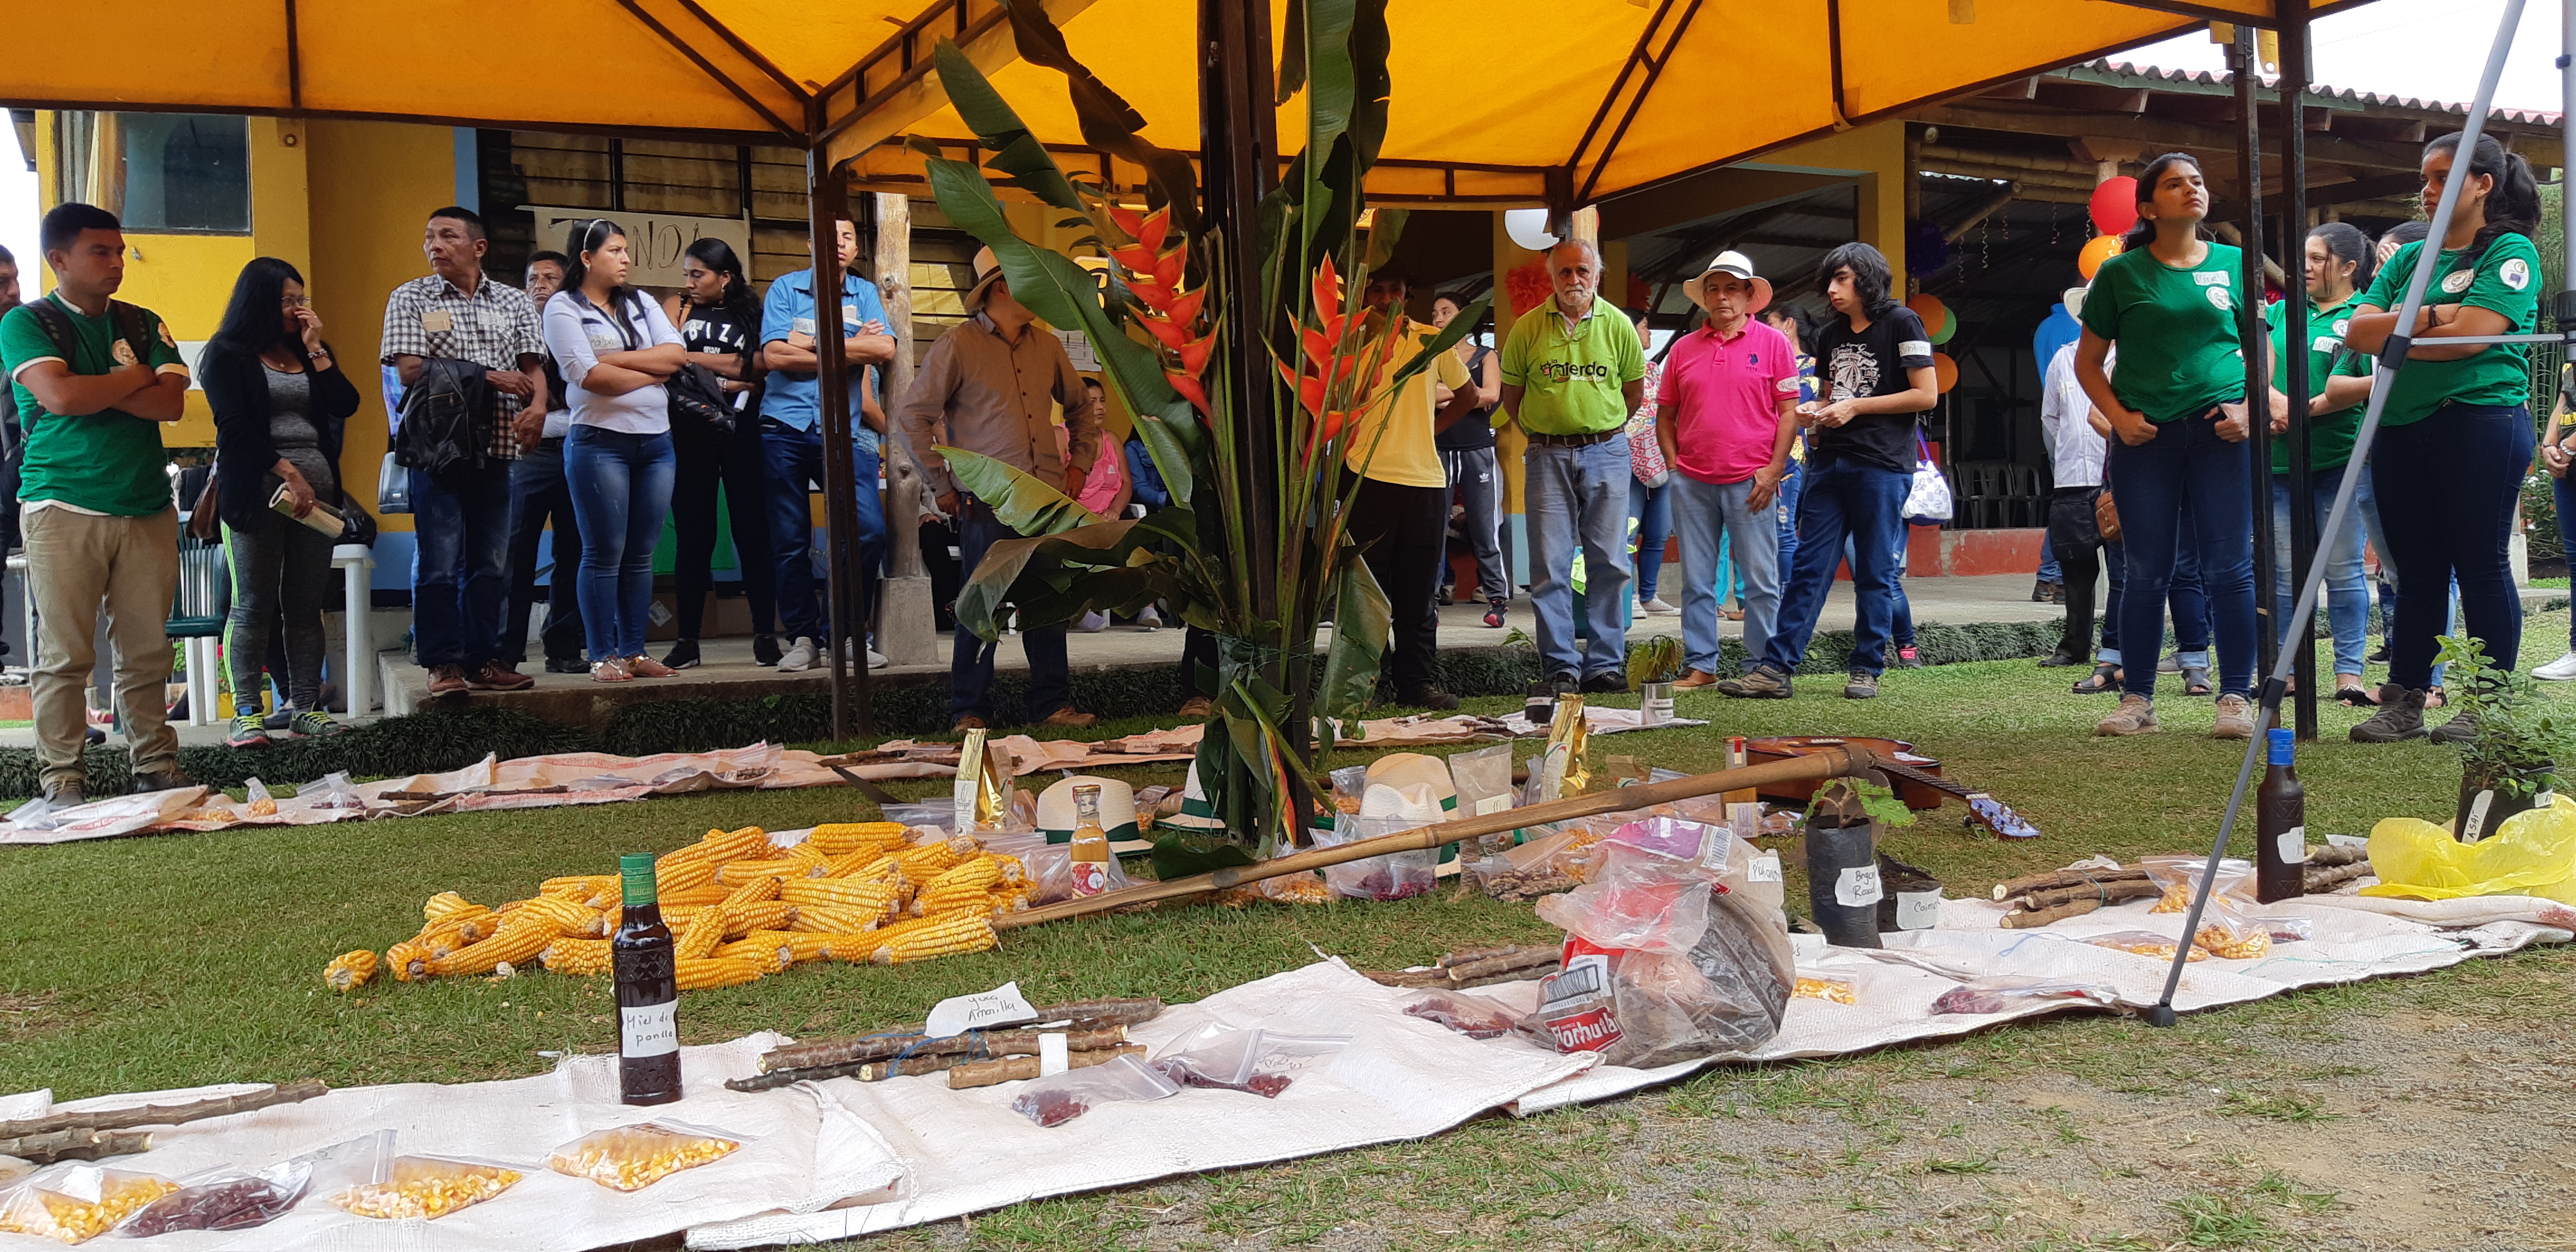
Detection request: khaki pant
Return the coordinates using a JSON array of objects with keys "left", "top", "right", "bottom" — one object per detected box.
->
[{"left": 25, "top": 506, "right": 179, "bottom": 793}]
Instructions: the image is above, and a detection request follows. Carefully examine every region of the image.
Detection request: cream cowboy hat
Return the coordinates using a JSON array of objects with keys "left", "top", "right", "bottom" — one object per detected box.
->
[
  {"left": 1365, "top": 752, "right": 1458, "bottom": 817},
  {"left": 963, "top": 246, "right": 1004, "bottom": 314},
  {"left": 2063, "top": 284, "right": 2090, "bottom": 320},
  {"left": 1036, "top": 775, "right": 1142, "bottom": 843},
  {"left": 1681, "top": 250, "right": 1773, "bottom": 318}
]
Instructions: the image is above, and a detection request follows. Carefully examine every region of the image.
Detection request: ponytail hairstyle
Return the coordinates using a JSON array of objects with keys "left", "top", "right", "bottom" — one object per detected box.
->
[
  {"left": 2426, "top": 130, "right": 2541, "bottom": 264},
  {"left": 2121, "top": 153, "right": 2209, "bottom": 255},
  {"left": 2308, "top": 221, "right": 2375, "bottom": 295},
  {"left": 558, "top": 217, "right": 633, "bottom": 313},
  {"left": 683, "top": 236, "right": 759, "bottom": 331}
]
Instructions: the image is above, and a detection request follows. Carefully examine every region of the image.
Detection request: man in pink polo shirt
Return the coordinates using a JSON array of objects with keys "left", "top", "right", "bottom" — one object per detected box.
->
[{"left": 1655, "top": 252, "right": 1800, "bottom": 687}]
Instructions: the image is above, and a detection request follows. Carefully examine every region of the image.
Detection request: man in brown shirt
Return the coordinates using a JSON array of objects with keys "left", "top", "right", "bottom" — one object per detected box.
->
[{"left": 898, "top": 249, "right": 1100, "bottom": 732}]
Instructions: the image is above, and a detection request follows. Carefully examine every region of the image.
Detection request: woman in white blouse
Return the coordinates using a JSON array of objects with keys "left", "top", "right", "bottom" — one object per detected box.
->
[{"left": 542, "top": 219, "right": 685, "bottom": 682}]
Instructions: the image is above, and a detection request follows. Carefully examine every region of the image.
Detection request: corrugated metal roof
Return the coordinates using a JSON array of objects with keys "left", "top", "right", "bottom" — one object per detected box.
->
[{"left": 2066, "top": 60, "right": 2562, "bottom": 127}]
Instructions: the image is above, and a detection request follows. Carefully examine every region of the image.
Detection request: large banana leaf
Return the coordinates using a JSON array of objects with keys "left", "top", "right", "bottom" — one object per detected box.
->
[
  {"left": 928, "top": 39, "right": 1085, "bottom": 213},
  {"left": 995, "top": 0, "right": 1201, "bottom": 235},
  {"left": 937, "top": 446, "right": 1100, "bottom": 537},
  {"left": 1313, "top": 544, "right": 1390, "bottom": 720},
  {"left": 952, "top": 516, "right": 1186, "bottom": 641}
]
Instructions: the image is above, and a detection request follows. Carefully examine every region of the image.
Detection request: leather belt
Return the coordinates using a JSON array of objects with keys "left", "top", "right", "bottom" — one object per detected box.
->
[{"left": 1526, "top": 430, "right": 1619, "bottom": 447}]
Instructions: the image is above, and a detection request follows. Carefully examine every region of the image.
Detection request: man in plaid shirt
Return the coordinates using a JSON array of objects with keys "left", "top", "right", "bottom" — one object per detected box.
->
[{"left": 379, "top": 206, "right": 547, "bottom": 697}]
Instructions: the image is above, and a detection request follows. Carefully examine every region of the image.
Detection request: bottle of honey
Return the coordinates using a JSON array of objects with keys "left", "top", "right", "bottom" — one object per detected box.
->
[{"left": 1068, "top": 784, "right": 1111, "bottom": 897}]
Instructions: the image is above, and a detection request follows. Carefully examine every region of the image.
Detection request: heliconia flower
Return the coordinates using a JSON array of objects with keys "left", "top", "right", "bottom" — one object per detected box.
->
[
  {"left": 1175, "top": 334, "right": 1212, "bottom": 376},
  {"left": 1163, "top": 287, "right": 1206, "bottom": 326},
  {"left": 1111, "top": 244, "right": 1161, "bottom": 275},
  {"left": 1107, "top": 203, "right": 1148, "bottom": 243},
  {"left": 1319, "top": 411, "right": 1347, "bottom": 442},
  {"left": 1127, "top": 277, "right": 1175, "bottom": 310},
  {"left": 1311, "top": 256, "right": 1343, "bottom": 322},
  {"left": 1135, "top": 207, "right": 1170, "bottom": 254},
  {"left": 1166, "top": 371, "right": 1209, "bottom": 415},
  {"left": 1300, "top": 326, "right": 1332, "bottom": 371},
  {"left": 1136, "top": 313, "right": 1192, "bottom": 352},
  {"left": 1276, "top": 359, "right": 1327, "bottom": 417},
  {"left": 1153, "top": 248, "right": 1184, "bottom": 292}
]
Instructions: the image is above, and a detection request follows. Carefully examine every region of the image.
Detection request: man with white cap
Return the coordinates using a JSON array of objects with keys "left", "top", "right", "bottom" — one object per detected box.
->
[
  {"left": 897, "top": 247, "right": 1101, "bottom": 733},
  {"left": 2040, "top": 283, "right": 2122, "bottom": 689},
  {"left": 1656, "top": 252, "right": 1800, "bottom": 687}
]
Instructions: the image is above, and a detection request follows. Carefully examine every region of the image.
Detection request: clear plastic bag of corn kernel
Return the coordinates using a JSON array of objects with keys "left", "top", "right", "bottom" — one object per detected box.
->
[
  {"left": 327, "top": 1155, "right": 522, "bottom": 1220},
  {"left": 0, "top": 1164, "right": 179, "bottom": 1244},
  {"left": 545, "top": 1122, "right": 745, "bottom": 1192}
]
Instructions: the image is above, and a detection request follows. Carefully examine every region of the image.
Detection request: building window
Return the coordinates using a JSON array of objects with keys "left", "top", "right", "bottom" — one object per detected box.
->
[{"left": 57, "top": 112, "right": 251, "bottom": 234}]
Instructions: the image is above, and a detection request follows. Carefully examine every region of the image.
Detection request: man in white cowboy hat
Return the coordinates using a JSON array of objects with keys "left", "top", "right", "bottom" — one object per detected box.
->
[
  {"left": 896, "top": 247, "right": 1101, "bottom": 734},
  {"left": 2039, "top": 283, "right": 2121, "bottom": 685},
  {"left": 1656, "top": 251, "right": 1801, "bottom": 689}
]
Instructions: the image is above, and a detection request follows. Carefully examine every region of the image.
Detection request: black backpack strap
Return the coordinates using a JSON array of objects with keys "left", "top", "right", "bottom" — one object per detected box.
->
[
  {"left": 108, "top": 301, "right": 155, "bottom": 373},
  {"left": 20, "top": 298, "right": 74, "bottom": 365}
]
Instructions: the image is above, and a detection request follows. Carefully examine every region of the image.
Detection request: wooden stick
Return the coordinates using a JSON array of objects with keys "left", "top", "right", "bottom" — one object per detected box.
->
[
  {"left": 2000, "top": 898, "right": 2105, "bottom": 928},
  {"left": 2011, "top": 879, "right": 2161, "bottom": 912},
  {"left": 1990, "top": 867, "right": 2148, "bottom": 901},
  {"left": 0, "top": 1128, "right": 153, "bottom": 1164},
  {"left": 995, "top": 748, "right": 1877, "bottom": 931},
  {"left": 946, "top": 1046, "right": 1146, "bottom": 1090},
  {"left": 2304, "top": 861, "right": 2373, "bottom": 893},
  {"left": 733, "top": 1026, "right": 1138, "bottom": 1089},
  {"left": 756, "top": 999, "right": 1162, "bottom": 1072},
  {"left": 0, "top": 1080, "right": 326, "bottom": 1140}
]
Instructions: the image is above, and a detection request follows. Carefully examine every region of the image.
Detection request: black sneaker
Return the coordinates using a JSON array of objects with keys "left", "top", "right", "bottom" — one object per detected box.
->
[
  {"left": 662, "top": 638, "right": 703, "bottom": 671},
  {"left": 2037, "top": 649, "right": 2085, "bottom": 668},
  {"left": 1717, "top": 665, "right": 1794, "bottom": 699},
  {"left": 2428, "top": 706, "right": 2480, "bottom": 746},
  {"left": 1844, "top": 671, "right": 1880, "bottom": 700},
  {"left": 2032, "top": 579, "right": 2059, "bottom": 603},
  {"left": 131, "top": 769, "right": 197, "bottom": 795},
  {"left": 224, "top": 714, "right": 271, "bottom": 749},
  {"left": 2349, "top": 684, "right": 2428, "bottom": 742},
  {"left": 1398, "top": 685, "right": 1462, "bottom": 711},
  {"left": 2367, "top": 642, "right": 2391, "bottom": 665},
  {"left": 1544, "top": 671, "right": 1580, "bottom": 698},
  {"left": 1579, "top": 671, "right": 1628, "bottom": 695},
  {"left": 1484, "top": 600, "right": 1506, "bottom": 629},
  {"left": 544, "top": 656, "right": 589, "bottom": 674},
  {"left": 753, "top": 634, "right": 784, "bottom": 667}
]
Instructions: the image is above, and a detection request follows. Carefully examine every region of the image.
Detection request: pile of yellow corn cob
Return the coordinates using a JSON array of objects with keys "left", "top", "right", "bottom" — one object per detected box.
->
[{"left": 323, "top": 823, "right": 1021, "bottom": 994}]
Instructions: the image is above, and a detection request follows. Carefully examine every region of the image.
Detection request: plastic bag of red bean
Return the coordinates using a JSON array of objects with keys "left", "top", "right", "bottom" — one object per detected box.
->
[
  {"left": 1006, "top": 1055, "right": 1179, "bottom": 1128},
  {"left": 119, "top": 1163, "right": 310, "bottom": 1236}
]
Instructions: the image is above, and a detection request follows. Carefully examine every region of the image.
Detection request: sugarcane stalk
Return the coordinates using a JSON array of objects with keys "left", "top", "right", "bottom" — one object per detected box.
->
[
  {"left": 946, "top": 1045, "right": 1146, "bottom": 1090},
  {"left": 0, "top": 1080, "right": 325, "bottom": 1140},
  {"left": 996, "top": 747, "right": 1878, "bottom": 931}
]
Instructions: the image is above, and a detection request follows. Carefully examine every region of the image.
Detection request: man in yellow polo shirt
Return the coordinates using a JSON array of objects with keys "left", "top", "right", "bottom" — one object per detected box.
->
[
  {"left": 1346, "top": 270, "right": 1473, "bottom": 709},
  {"left": 1499, "top": 240, "right": 1647, "bottom": 691}
]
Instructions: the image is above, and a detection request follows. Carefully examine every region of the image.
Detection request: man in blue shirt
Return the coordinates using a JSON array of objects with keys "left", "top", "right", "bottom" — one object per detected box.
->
[{"left": 760, "top": 218, "right": 894, "bottom": 673}]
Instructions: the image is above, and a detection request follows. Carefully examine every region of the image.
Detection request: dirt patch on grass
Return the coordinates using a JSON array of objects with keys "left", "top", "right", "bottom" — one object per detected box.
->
[{"left": 0, "top": 990, "right": 78, "bottom": 1047}]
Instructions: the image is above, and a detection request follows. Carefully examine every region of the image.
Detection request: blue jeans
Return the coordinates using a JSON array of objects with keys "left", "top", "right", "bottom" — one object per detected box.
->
[
  {"left": 2373, "top": 404, "right": 2532, "bottom": 689},
  {"left": 565, "top": 425, "right": 676, "bottom": 661},
  {"left": 1774, "top": 459, "right": 1802, "bottom": 580},
  {"left": 2356, "top": 455, "right": 2453, "bottom": 685},
  {"left": 2037, "top": 533, "right": 2062, "bottom": 584},
  {"left": 1673, "top": 475, "right": 1780, "bottom": 672},
  {"left": 763, "top": 420, "right": 886, "bottom": 643},
  {"left": 409, "top": 463, "right": 515, "bottom": 669},
  {"left": 951, "top": 499, "right": 1071, "bottom": 720},
  {"left": 2108, "top": 414, "right": 2257, "bottom": 700},
  {"left": 1764, "top": 457, "right": 1908, "bottom": 676},
  {"left": 1527, "top": 439, "right": 1633, "bottom": 679},
  {"left": 2272, "top": 465, "right": 2370, "bottom": 678},
  {"left": 506, "top": 439, "right": 584, "bottom": 664},
  {"left": 1628, "top": 478, "right": 1672, "bottom": 602}
]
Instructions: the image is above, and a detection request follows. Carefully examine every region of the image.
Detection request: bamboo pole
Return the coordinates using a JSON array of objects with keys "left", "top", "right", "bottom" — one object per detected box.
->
[{"left": 995, "top": 746, "right": 1877, "bottom": 929}]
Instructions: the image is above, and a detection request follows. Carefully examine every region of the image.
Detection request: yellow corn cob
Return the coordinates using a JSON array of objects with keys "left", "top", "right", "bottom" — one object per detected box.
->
[
  {"left": 386, "top": 940, "right": 429, "bottom": 982},
  {"left": 427, "top": 920, "right": 555, "bottom": 976},
  {"left": 788, "top": 904, "right": 880, "bottom": 935},
  {"left": 507, "top": 896, "right": 608, "bottom": 938},
  {"left": 711, "top": 936, "right": 793, "bottom": 972},
  {"left": 660, "top": 884, "right": 732, "bottom": 908},
  {"left": 787, "top": 841, "right": 832, "bottom": 870},
  {"left": 719, "top": 876, "right": 783, "bottom": 908},
  {"left": 675, "top": 912, "right": 727, "bottom": 960},
  {"left": 823, "top": 851, "right": 902, "bottom": 881},
  {"left": 721, "top": 900, "right": 794, "bottom": 938},
  {"left": 675, "top": 956, "right": 767, "bottom": 991},
  {"left": 324, "top": 950, "right": 378, "bottom": 992},
  {"left": 662, "top": 826, "right": 769, "bottom": 867},
  {"left": 660, "top": 905, "right": 713, "bottom": 931},
  {"left": 924, "top": 857, "right": 1004, "bottom": 898},
  {"left": 538, "top": 874, "right": 616, "bottom": 900},
  {"left": 415, "top": 917, "right": 483, "bottom": 960},
  {"left": 540, "top": 938, "right": 614, "bottom": 976},
  {"left": 771, "top": 931, "right": 835, "bottom": 964},
  {"left": 423, "top": 891, "right": 481, "bottom": 924},
  {"left": 779, "top": 877, "right": 901, "bottom": 914},
  {"left": 894, "top": 838, "right": 975, "bottom": 882},
  {"left": 652, "top": 856, "right": 719, "bottom": 895},
  {"left": 718, "top": 857, "right": 818, "bottom": 886},
  {"left": 808, "top": 821, "right": 908, "bottom": 857},
  {"left": 868, "top": 915, "right": 996, "bottom": 965}
]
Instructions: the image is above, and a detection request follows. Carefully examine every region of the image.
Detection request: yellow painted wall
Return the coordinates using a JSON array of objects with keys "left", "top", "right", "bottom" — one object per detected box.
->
[
  {"left": 1746, "top": 124, "right": 1909, "bottom": 281},
  {"left": 306, "top": 119, "right": 456, "bottom": 532}
]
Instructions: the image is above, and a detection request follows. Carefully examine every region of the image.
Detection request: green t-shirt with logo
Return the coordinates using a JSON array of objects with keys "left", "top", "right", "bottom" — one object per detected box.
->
[
  {"left": 1499, "top": 300, "right": 1647, "bottom": 435},
  {"left": 2358, "top": 233, "right": 2542, "bottom": 428},
  {"left": 2266, "top": 293, "right": 2372, "bottom": 473},
  {"left": 2078, "top": 241, "right": 2248, "bottom": 423},
  {"left": 0, "top": 293, "right": 186, "bottom": 515}
]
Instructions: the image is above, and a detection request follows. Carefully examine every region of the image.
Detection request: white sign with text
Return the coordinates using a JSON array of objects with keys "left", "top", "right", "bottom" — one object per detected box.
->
[{"left": 526, "top": 207, "right": 754, "bottom": 290}]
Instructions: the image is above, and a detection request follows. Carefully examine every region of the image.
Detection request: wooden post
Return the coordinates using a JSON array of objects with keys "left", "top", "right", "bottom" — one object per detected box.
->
[
  {"left": 808, "top": 134, "right": 871, "bottom": 738},
  {"left": 2277, "top": 7, "right": 2319, "bottom": 740},
  {"left": 874, "top": 190, "right": 939, "bottom": 667},
  {"left": 2230, "top": 29, "right": 2279, "bottom": 684}
]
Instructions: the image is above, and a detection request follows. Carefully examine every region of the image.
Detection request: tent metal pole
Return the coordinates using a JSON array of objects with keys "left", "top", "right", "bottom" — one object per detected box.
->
[
  {"left": 2148, "top": 0, "right": 2530, "bottom": 1027},
  {"left": 2231, "top": 28, "right": 2280, "bottom": 684},
  {"left": 807, "top": 129, "right": 869, "bottom": 739},
  {"left": 2280, "top": 4, "right": 2319, "bottom": 741}
]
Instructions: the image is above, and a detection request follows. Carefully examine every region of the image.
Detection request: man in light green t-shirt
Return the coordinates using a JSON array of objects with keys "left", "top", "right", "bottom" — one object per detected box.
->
[
  {"left": 1498, "top": 240, "right": 1647, "bottom": 689},
  {"left": 0, "top": 203, "right": 191, "bottom": 804}
]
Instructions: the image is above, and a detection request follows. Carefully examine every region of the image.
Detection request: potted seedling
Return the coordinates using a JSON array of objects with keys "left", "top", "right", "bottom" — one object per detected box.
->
[
  {"left": 2437, "top": 634, "right": 2566, "bottom": 842},
  {"left": 1626, "top": 636, "right": 1684, "bottom": 725}
]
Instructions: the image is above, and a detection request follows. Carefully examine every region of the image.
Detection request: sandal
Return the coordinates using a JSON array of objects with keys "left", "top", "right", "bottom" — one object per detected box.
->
[
  {"left": 2180, "top": 665, "right": 2214, "bottom": 698},
  {"left": 2335, "top": 682, "right": 2378, "bottom": 708},
  {"left": 2425, "top": 686, "right": 2446, "bottom": 710},
  {"left": 2072, "top": 662, "right": 2123, "bottom": 694}
]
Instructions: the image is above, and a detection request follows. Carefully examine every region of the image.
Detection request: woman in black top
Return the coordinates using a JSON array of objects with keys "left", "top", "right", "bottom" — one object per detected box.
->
[
  {"left": 1431, "top": 293, "right": 1507, "bottom": 625},
  {"left": 657, "top": 238, "right": 776, "bottom": 669},
  {"left": 201, "top": 257, "right": 361, "bottom": 747}
]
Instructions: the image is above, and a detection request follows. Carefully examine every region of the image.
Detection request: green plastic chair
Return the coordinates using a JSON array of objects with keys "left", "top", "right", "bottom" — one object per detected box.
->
[{"left": 168, "top": 530, "right": 229, "bottom": 725}]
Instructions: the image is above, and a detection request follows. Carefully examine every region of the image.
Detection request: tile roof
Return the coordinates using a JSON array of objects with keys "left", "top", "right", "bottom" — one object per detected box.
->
[{"left": 2066, "top": 60, "right": 2561, "bottom": 127}]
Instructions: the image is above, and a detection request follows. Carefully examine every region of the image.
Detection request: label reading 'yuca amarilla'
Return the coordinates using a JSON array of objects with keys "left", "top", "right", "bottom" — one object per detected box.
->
[
  {"left": 1535, "top": 952, "right": 1623, "bottom": 1053},
  {"left": 622, "top": 1002, "right": 679, "bottom": 1058}
]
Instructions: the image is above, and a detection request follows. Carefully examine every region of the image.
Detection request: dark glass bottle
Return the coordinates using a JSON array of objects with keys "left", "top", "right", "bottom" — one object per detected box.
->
[
  {"left": 2256, "top": 728, "right": 2307, "bottom": 903},
  {"left": 612, "top": 852, "right": 681, "bottom": 1104}
]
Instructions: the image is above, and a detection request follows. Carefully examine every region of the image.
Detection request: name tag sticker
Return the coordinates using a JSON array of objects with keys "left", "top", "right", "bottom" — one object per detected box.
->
[
  {"left": 422, "top": 310, "right": 454, "bottom": 334},
  {"left": 2196, "top": 271, "right": 2231, "bottom": 286},
  {"left": 1897, "top": 340, "right": 1931, "bottom": 358},
  {"left": 790, "top": 317, "right": 818, "bottom": 337}
]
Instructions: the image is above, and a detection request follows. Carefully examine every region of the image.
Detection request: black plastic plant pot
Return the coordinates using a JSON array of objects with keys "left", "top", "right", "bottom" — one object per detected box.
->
[
  {"left": 1805, "top": 818, "right": 1883, "bottom": 948},
  {"left": 2455, "top": 764, "right": 2553, "bottom": 843},
  {"left": 1874, "top": 854, "right": 1944, "bottom": 933}
]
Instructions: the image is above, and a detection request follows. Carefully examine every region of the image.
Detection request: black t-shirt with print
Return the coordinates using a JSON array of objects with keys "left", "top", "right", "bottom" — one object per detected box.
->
[
  {"left": 1809, "top": 305, "right": 1934, "bottom": 475},
  {"left": 679, "top": 299, "right": 761, "bottom": 420},
  {"left": 1434, "top": 344, "right": 1497, "bottom": 452}
]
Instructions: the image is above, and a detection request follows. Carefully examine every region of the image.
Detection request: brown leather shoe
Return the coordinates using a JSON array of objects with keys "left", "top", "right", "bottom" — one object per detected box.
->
[
  {"left": 468, "top": 661, "right": 536, "bottom": 691},
  {"left": 951, "top": 714, "right": 987, "bottom": 734},
  {"left": 426, "top": 663, "right": 470, "bottom": 697},
  {"left": 1176, "top": 695, "right": 1215, "bottom": 718},
  {"left": 1039, "top": 707, "right": 1099, "bottom": 729},
  {"left": 1672, "top": 668, "right": 1721, "bottom": 689}
]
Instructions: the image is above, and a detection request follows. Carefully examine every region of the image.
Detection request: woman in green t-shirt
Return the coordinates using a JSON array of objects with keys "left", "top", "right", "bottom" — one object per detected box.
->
[
  {"left": 2263, "top": 222, "right": 2378, "bottom": 704},
  {"left": 2342, "top": 132, "right": 2544, "bottom": 744},
  {"left": 2073, "top": 152, "right": 2260, "bottom": 741}
]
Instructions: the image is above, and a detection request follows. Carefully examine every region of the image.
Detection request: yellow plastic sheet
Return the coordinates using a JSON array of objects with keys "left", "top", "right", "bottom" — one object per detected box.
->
[{"left": 2361, "top": 795, "right": 2576, "bottom": 902}]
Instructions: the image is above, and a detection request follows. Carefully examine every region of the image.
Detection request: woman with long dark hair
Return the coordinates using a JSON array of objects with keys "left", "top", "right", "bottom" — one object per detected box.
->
[
  {"left": 2345, "top": 131, "right": 2545, "bottom": 743},
  {"left": 541, "top": 218, "right": 685, "bottom": 684},
  {"left": 201, "top": 257, "right": 361, "bottom": 746},
  {"left": 658, "top": 237, "right": 776, "bottom": 669},
  {"left": 2265, "top": 221, "right": 2379, "bottom": 705},
  {"left": 2075, "top": 151, "right": 2259, "bottom": 739}
]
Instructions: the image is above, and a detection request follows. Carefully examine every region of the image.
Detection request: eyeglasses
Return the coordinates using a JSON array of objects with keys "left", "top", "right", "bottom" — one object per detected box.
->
[{"left": 281, "top": 295, "right": 311, "bottom": 308}]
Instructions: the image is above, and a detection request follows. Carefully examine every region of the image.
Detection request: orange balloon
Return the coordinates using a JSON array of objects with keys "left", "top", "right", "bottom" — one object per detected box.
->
[
  {"left": 2078, "top": 234, "right": 2125, "bottom": 281},
  {"left": 1931, "top": 352, "right": 1959, "bottom": 395},
  {"left": 1905, "top": 293, "right": 1950, "bottom": 338}
]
